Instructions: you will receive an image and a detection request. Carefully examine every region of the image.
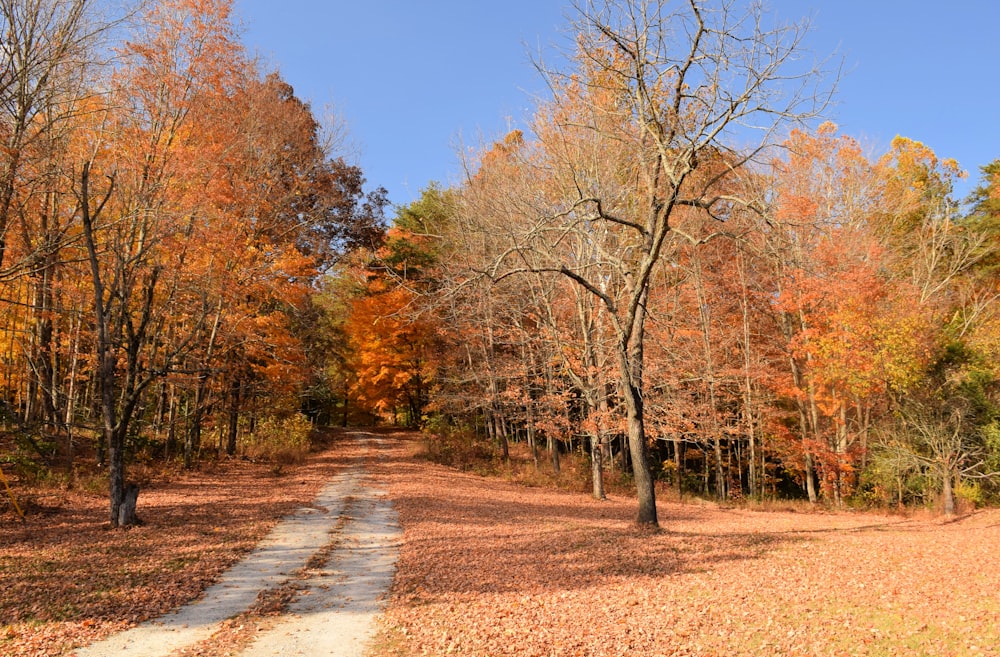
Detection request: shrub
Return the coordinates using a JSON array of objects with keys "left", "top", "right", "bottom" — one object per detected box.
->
[
  {"left": 241, "top": 414, "right": 313, "bottom": 465},
  {"left": 424, "top": 427, "right": 495, "bottom": 471},
  {"left": 1, "top": 431, "right": 55, "bottom": 485},
  {"left": 955, "top": 479, "right": 984, "bottom": 509}
]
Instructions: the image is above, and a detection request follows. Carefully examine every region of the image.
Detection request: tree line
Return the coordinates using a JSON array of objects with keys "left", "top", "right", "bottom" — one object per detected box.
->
[{"left": 332, "top": 0, "right": 1000, "bottom": 526}]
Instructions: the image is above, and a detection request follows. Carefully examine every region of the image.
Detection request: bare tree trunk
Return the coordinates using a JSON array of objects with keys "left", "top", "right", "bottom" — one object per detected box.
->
[
  {"left": 182, "top": 395, "right": 195, "bottom": 468},
  {"left": 485, "top": 408, "right": 495, "bottom": 444},
  {"left": 117, "top": 482, "right": 140, "bottom": 526},
  {"left": 226, "top": 378, "right": 240, "bottom": 456},
  {"left": 786, "top": 323, "right": 819, "bottom": 504},
  {"left": 942, "top": 469, "right": 956, "bottom": 516},
  {"left": 497, "top": 412, "right": 510, "bottom": 463},
  {"left": 737, "top": 248, "right": 758, "bottom": 498},
  {"left": 79, "top": 163, "right": 128, "bottom": 526},
  {"left": 186, "top": 379, "right": 206, "bottom": 467},
  {"left": 590, "top": 433, "right": 606, "bottom": 500},
  {"left": 713, "top": 434, "right": 726, "bottom": 501},
  {"left": 618, "top": 336, "right": 657, "bottom": 526},
  {"left": 165, "top": 385, "right": 177, "bottom": 458},
  {"left": 64, "top": 315, "right": 81, "bottom": 468},
  {"left": 804, "top": 453, "right": 818, "bottom": 504},
  {"left": 33, "top": 255, "right": 59, "bottom": 430},
  {"left": 186, "top": 301, "right": 223, "bottom": 467},
  {"left": 673, "top": 436, "right": 683, "bottom": 499},
  {"left": 526, "top": 401, "right": 539, "bottom": 470}
]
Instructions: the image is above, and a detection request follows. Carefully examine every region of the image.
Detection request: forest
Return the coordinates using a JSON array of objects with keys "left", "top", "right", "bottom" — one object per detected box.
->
[
  {"left": 2, "top": 0, "right": 1000, "bottom": 533},
  {"left": 331, "top": 5, "right": 1000, "bottom": 524}
]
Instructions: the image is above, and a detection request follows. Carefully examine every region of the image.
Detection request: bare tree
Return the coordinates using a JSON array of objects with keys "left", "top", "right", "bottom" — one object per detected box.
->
[
  {"left": 459, "top": 0, "right": 829, "bottom": 526},
  {"left": 885, "top": 396, "right": 999, "bottom": 516},
  {"left": 0, "top": 0, "right": 119, "bottom": 273}
]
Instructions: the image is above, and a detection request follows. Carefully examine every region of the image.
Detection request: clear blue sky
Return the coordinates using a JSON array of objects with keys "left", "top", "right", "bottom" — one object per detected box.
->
[{"left": 235, "top": 1, "right": 999, "bottom": 212}]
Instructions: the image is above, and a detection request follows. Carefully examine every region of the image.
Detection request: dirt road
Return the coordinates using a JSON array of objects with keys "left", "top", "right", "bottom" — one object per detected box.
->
[{"left": 73, "top": 432, "right": 400, "bottom": 657}]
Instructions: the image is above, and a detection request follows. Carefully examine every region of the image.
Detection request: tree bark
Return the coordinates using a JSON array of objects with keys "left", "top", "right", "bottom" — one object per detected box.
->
[
  {"left": 226, "top": 378, "right": 240, "bottom": 456},
  {"left": 805, "top": 453, "right": 818, "bottom": 504},
  {"left": 497, "top": 413, "right": 510, "bottom": 462},
  {"left": 618, "top": 343, "right": 657, "bottom": 526},
  {"left": 526, "top": 402, "right": 539, "bottom": 470},
  {"left": 942, "top": 469, "right": 956, "bottom": 516},
  {"left": 590, "top": 433, "right": 606, "bottom": 500},
  {"left": 673, "top": 436, "right": 683, "bottom": 499},
  {"left": 117, "top": 483, "right": 140, "bottom": 526}
]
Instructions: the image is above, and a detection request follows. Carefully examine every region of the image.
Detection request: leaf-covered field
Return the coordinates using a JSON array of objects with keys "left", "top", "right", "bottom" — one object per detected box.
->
[{"left": 372, "top": 434, "right": 1000, "bottom": 657}]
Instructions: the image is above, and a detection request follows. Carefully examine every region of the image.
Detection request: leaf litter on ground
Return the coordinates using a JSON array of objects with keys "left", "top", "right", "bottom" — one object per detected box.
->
[
  {"left": 4, "top": 429, "right": 1000, "bottom": 657},
  {"left": 0, "top": 430, "right": 368, "bottom": 657},
  {"left": 370, "top": 434, "right": 1000, "bottom": 657}
]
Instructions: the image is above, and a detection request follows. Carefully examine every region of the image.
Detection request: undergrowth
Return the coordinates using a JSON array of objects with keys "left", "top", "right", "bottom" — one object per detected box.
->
[
  {"left": 419, "top": 431, "right": 922, "bottom": 514},
  {"left": 240, "top": 415, "right": 314, "bottom": 465}
]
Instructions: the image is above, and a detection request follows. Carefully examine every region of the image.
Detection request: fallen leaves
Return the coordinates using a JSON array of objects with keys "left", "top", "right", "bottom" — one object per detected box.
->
[
  {"left": 0, "top": 430, "right": 360, "bottom": 657},
  {"left": 373, "top": 433, "right": 1000, "bottom": 657},
  {"left": 6, "top": 430, "right": 1000, "bottom": 657}
]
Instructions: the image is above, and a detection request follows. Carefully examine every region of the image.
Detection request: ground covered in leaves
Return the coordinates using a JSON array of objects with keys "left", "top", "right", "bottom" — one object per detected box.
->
[
  {"left": 0, "top": 431, "right": 357, "bottom": 657},
  {"left": 372, "top": 434, "right": 1000, "bottom": 657},
  {"left": 4, "top": 430, "right": 1000, "bottom": 657}
]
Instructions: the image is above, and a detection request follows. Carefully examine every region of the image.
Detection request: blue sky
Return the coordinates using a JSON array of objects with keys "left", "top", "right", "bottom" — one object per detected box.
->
[{"left": 235, "top": 1, "right": 999, "bottom": 212}]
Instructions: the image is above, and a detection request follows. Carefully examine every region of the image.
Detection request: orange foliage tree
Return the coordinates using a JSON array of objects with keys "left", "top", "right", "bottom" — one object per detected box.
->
[
  {"left": 0, "top": 0, "right": 386, "bottom": 526},
  {"left": 345, "top": 259, "right": 437, "bottom": 428}
]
